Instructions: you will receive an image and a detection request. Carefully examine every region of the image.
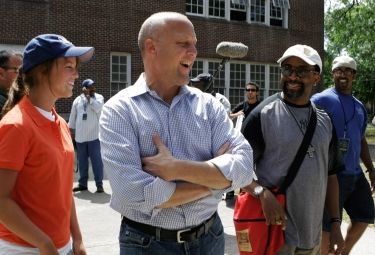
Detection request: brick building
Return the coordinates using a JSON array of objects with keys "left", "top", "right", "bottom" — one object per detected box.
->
[{"left": 0, "top": 0, "right": 324, "bottom": 117}]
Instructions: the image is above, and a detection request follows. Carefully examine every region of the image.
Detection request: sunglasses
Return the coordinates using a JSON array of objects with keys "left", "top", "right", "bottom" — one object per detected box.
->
[
  {"left": 245, "top": 88, "right": 257, "bottom": 92},
  {"left": 1, "top": 66, "right": 20, "bottom": 74},
  {"left": 333, "top": 68, "right": 354, "bottom": 76},
  {"left": 280, "top": 65, "right": 318, "bottom": 78}
]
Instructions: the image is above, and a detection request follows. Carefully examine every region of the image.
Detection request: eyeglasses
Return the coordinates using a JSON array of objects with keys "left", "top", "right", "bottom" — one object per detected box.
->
[
  {"left": 280, "top": 65, "right": 318, "bottom": 78},
  {"left": 1, "top": 66, "right": 20, "bottom": 74},
  {"left": 245, "top": 88, "right": 257, "bottom": 92},
  {"left": 333, "top": 68, "right": 354, "bottom": 76}
]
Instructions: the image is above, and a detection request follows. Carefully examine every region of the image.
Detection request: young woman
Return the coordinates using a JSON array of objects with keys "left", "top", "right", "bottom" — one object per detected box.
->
[{"left": 0, "top": 34, "right": 94, "bottom": 255}]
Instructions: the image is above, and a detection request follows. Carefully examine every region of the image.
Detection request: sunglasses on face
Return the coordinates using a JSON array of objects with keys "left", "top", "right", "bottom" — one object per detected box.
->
[
  {"left": 245, "top": 88, "right": 257, "bottom": 92},
  {"left": 280, "top": 65, "right": 318, "bottom": 78},
  {"left": 1, "top": 66, "right": 20, "bottom": 74},
  {"left": 332, "top": 68, "right": 354, "bottom": 76}
]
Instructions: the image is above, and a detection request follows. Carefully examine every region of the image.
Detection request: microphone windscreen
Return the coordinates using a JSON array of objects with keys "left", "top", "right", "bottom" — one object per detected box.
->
[{"left": 216, "top": 42, "right": 248, "bottom": 58}]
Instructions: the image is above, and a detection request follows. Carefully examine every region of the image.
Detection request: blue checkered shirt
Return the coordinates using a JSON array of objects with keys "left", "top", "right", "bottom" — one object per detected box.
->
[{"left": 99, "top": 73, "right": 253, "bottom": 229}]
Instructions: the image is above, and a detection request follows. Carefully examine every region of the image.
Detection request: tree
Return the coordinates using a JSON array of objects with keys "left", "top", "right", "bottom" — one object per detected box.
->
[{"left": 324, "top": 0, "right": 375, "bottom": 113}]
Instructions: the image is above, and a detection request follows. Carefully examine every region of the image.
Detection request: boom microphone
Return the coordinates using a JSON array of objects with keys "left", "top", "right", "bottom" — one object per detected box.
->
[
  {"left": 193, "top": 41, "right": 248, "bottom": 95},
  {"left": 216, "top": 41, "right": 248, "bottom": 59}
]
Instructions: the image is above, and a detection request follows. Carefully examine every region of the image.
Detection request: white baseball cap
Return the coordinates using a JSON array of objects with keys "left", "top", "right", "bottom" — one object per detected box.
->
[
  {"left": 332, "top": 55, "right": 357, "bottom": 71},
  {"left": 277, "top": 44, "right": 322, "bottom": 73}
]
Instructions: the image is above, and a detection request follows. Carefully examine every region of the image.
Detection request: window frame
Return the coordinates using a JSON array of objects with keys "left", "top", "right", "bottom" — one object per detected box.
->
[
  {"left": 186, "top": 0, "right": 289, "bottom": 28},
  {"left": 191, "top": 58, "right": 282, "bottom": 108},
  {"left": 110, "top": 52, "right": 131, "bottom": 97}
]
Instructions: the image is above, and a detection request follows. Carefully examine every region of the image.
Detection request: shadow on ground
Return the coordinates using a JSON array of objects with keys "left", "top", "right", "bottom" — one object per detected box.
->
[{"left": 73, "top": 190, "right": 111, "bottom": 204}]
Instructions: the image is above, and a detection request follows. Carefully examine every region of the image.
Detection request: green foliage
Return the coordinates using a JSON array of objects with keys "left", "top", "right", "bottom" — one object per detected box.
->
[
  {"left": 324, "top": 0, "right": 375, "bottom": 108},
  {"left": 367, "top": 124, "right": 375, "bottom": 144}
]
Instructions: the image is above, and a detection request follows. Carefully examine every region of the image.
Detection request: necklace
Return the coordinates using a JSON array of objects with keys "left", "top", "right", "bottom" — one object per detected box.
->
[{"left": 285, "top": 102, "right": 315, "bottom": 158}]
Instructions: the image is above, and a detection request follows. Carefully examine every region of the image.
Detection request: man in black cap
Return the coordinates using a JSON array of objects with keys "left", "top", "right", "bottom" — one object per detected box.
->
[
  {"left": 190, "top": 73, "right": 231, "bottom": 114},
  {"left": 69, "top": 79, "right": 105, "bottom": 193}
]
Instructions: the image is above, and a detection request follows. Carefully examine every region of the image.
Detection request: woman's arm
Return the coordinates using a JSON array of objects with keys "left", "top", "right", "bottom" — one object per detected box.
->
[{"left": 0, "top": 169, "right": 58, "bottom": 255}]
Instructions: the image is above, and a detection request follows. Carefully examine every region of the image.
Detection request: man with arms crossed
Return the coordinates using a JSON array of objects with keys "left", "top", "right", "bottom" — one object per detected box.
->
[{"left": 99, "top": 12, "right": 253, "bottom": 255}]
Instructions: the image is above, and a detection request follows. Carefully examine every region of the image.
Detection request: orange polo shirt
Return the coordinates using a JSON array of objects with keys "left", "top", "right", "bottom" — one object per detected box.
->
[{"left": 0, "top": 96, "right": 74, "bottom": 248}]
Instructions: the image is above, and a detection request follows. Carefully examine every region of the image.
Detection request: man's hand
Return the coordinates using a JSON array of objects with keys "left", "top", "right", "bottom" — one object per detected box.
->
[
  {"left": 328, "top": 223, "right": 344, "bottom": 254},
  {"left": 260, "top": 190, "right": 287, "bottom": 230},
  {"left": 142, "top": 134, "right": 176, "bottom": 181}
]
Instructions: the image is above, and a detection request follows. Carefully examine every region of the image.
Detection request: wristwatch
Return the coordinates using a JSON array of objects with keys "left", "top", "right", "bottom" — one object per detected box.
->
[{"left": 253, "top": 185, "right": 265, "bottom": 198}]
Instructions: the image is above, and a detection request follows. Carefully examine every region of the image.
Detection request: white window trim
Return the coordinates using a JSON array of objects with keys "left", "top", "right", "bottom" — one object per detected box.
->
[
  {"left": 187, "top": 0, "right": 288, "bottom": 28},
  {"left": 193, "top": 58, "right": 282, "bottom": 101},
  {"left": 110, "top": 52, "right": 131, "bottom": 96}
]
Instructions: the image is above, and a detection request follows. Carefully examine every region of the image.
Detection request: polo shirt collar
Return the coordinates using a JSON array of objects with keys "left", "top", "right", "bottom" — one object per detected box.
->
[{"left": 20, "top": 96, "right": 60, "bottom": 127}]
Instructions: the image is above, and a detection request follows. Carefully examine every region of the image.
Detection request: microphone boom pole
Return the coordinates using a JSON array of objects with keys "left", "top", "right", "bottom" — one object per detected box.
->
[{"left": 207, "top": 42, "right": 248, "bottom": 89}]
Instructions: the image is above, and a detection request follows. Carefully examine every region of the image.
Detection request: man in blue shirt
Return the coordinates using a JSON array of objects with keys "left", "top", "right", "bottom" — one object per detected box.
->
[
  {"left": 312, "top": 55, "right": 375, "bottom": 255},
  {"left": 99, "top": 12, "right": 253, "bottom": 255}
]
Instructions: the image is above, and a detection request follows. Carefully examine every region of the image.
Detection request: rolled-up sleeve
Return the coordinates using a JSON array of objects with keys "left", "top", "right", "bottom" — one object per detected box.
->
[
  {"left": 208, "top": 100, "right": 254, "bottom": 190},
  {"left": 99, "top": 100, "right": 176, "bottom": 216}
]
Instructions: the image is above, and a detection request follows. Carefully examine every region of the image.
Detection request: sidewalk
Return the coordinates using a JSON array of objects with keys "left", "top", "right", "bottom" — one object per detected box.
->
[{"left": 74, "top": 179, "right": 375, "bottom": 255}]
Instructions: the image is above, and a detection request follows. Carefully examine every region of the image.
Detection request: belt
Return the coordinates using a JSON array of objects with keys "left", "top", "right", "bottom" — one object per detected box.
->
[{"left": 121, "top": 212, "right": 217, "bottom": 243}]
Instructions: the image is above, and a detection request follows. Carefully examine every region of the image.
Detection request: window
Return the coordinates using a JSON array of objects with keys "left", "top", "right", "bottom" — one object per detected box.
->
[
  {"left": 208, "top": 61, "right": 226, "bottom": 95},
  {"left": 230, "top": 1, "right": 247, "bottom": 21},
  {"left": 270, "top": 1, "right": 283, "bottom": 26},
  {"left": 110, "top": 53, "right": 131, "bottom": 96},
  {"left": 269, "top": 65, "right": 281, "bottom": 96},
  {"left": 191, "top": 60, "right": 204, "bottom": 78},
  {"left": 209, "top": 0, "right": 226, "bottom": 18},
  {"left": 272, "top": 0, "right": 290, "bottom": 9},
  {"left": 229, "top": 63, "right": 247, "bottom": 107},
  {"left": 191, "top": 59, "right": 282, "bottom": 108},
  {"left": 186, "top": 0, "right": 204, "bottom": 15},
  {"left": 250, "top": 64, "right": 266, "bottom": 100},
  {"left": 250, "top": 0, "right": 265, "bottom": 23},
  {"left": 186, "top": 0, "right": 289, "bottom": 28}
]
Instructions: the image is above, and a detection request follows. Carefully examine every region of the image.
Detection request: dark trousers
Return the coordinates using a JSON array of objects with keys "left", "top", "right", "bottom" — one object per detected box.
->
[
  {"left": 119, "top": 215, "right": 225, "bottom": 255},
  {"left": 76, "top": 139, "right": 103, "bottom": 187}
]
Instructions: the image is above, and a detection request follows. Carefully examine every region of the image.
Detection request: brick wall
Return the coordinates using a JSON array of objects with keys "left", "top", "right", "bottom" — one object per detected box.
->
[{"left": 0, "top": 0, "right": 324, "bottom": 115}]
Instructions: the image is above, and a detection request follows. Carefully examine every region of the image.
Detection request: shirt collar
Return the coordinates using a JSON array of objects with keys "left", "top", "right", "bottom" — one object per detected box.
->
[
  {"left": 20, "top": 96, "right": 60, "bottom": 127},
  {"left": 127, "top": 73, "right": 191, "bottom": 99}
]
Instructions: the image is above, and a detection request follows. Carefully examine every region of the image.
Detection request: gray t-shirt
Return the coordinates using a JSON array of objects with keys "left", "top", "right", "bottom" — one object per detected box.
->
[{"left": 242, "top": 93, "right": 341, "bottom": 248}]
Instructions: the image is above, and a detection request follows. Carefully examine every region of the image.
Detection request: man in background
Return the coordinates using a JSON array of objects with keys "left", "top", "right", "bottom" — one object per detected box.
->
[
  {"left": 312, "top": 55, "right": 374, "bottom": 255},
  {"left": 69, "top": 79, "right": 105, "bottom": 193},
  {"left": 190, "top": 72, "right": 231, "bottom": 114},
  {"left": 0, "top": 50, "right": 22, "bottom": 110},
  {"left": 230, "top": 81, "right": 260, "bottom": 120}
]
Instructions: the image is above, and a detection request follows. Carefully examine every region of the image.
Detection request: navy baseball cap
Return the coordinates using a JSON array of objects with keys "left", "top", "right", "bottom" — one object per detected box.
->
[
  {"left": 82, "top": 79, "right": 94, "bottom": 87},
  {"left": 22, "top": 34, "right": 94, "bottom": 73}
]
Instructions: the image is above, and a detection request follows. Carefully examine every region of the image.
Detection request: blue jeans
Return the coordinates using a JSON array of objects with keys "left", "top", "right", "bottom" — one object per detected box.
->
[
  {"left": 119, "top": 214, "right": 225, "bottom": 255},
  {"left": 76, "top": 139, "right": 103, "bottom": 187}
]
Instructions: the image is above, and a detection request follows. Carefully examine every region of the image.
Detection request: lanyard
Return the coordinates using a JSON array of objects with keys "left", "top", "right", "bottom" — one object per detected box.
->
[
  {"left": 337, "top": 94, "right": 355, "bottom": 138},
  {"left": 83, "top": 99, "right": 88, "bottom": 112}
]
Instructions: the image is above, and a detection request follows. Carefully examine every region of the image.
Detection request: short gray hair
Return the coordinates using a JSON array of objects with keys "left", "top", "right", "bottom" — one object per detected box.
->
[{"left": 137, "top": 12, "right": 188, "bottom": 54}]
